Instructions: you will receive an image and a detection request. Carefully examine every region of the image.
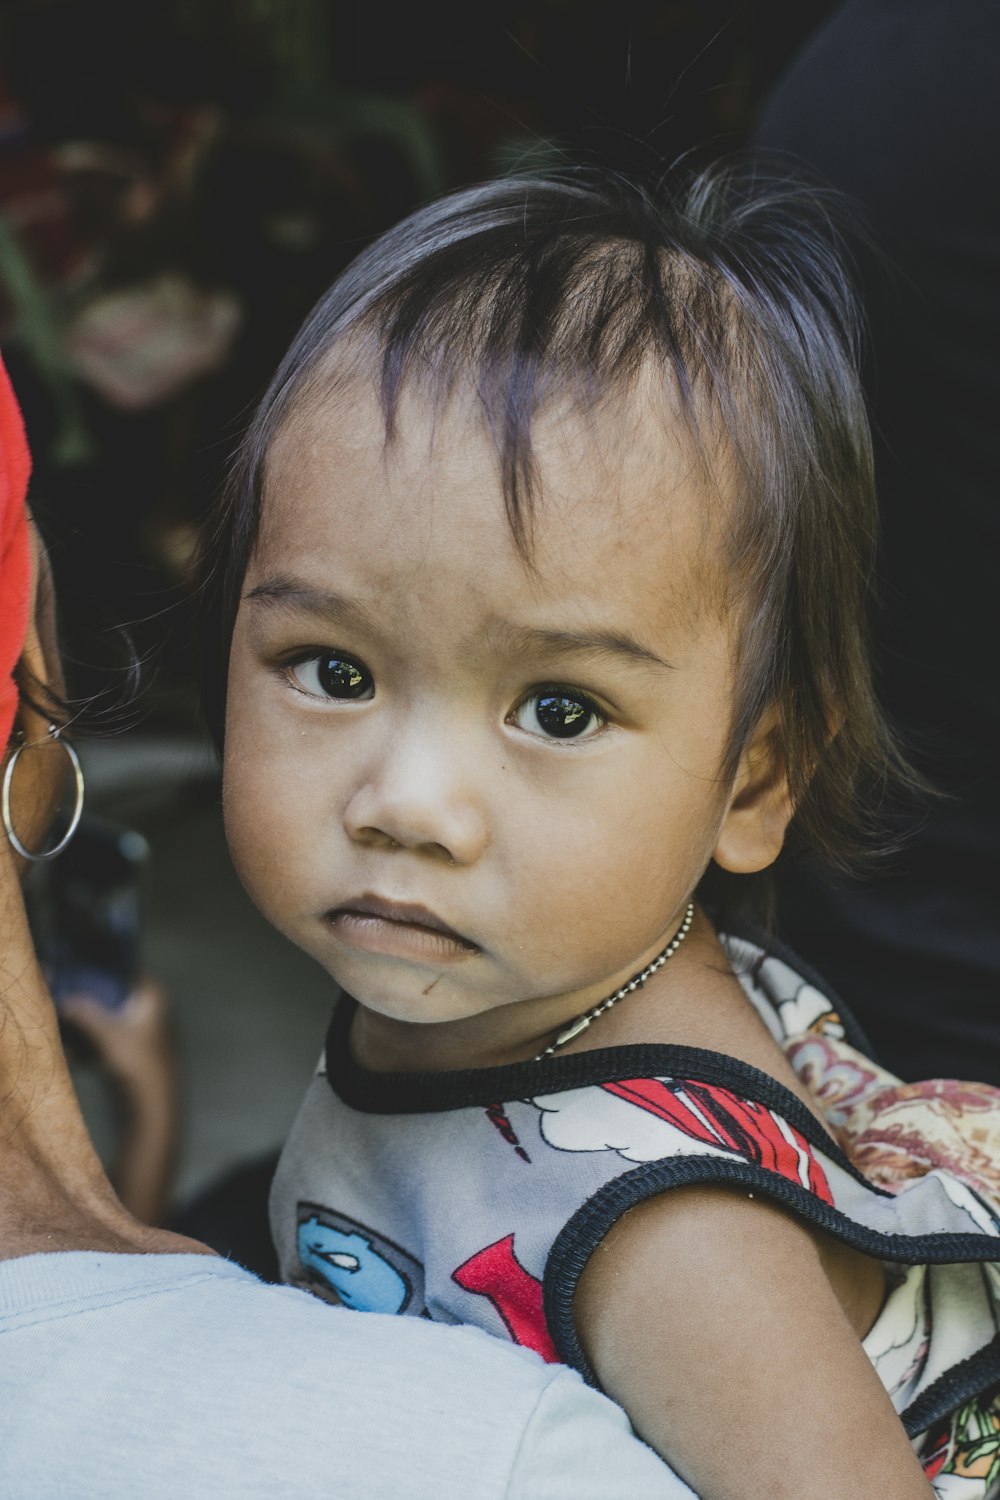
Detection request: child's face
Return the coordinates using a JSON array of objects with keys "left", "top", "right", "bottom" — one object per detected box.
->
[{"left": 224, "top": 376, "right": 773, "bottom": 1055}]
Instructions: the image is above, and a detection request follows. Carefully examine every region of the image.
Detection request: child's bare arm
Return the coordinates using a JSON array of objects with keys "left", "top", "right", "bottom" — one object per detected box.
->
[{"left": 575, "top": 1186, "right": 934, "bottom": 1500}]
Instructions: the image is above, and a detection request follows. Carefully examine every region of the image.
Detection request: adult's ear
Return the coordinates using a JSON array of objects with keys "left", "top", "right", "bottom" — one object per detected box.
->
[
  {"left": 12, "top": 520, "right": 64, "bottom": 722},
  {"left": 3, "top": 523, "right": 68, "bottom": 861},
  {"left": 711, "top": 707, "right": 793, "bottom": 875}
]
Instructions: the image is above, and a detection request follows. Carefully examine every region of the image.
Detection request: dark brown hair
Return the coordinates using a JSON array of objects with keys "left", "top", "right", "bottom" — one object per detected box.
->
[{"left": 200, "top": 161, "right": 910, "bottom": 914}]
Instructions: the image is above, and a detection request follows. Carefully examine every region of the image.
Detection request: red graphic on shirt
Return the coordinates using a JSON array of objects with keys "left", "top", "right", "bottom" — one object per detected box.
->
[
  {"left": 484, "top": 1102, "right": 531, "bottom": 1162},
  {"left": 920, "top": 1421, "right": 950, "bottom": 1482},
  {"left": 601, "top": 1078, "right": 834, "bottom": 1203},
  {"left": 452, "top": 1234, "right": 559, "bottom": 1362}
]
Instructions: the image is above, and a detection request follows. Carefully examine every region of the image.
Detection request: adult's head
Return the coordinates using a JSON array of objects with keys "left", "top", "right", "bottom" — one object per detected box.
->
[
  {"left": 0, "top": 357, "right": 72, "bottom": 873},
  {"left": 0, "top": 356, "right": 124, "bottom": 1247}
]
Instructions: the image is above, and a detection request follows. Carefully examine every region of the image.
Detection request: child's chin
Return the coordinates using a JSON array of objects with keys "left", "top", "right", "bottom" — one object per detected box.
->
[{"left": 344, "top": 968, "right": 496, "bottom": 1030}]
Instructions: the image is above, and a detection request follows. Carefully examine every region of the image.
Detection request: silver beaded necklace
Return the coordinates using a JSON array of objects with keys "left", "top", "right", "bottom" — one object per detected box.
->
[{"left": 533, "top": 901, "right": 696, "bottom": 1061}]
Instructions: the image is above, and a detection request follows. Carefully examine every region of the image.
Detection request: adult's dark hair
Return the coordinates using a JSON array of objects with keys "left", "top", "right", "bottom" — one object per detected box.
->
[{"left": 200, "top": 161, "right": 908, "bottom": 913}]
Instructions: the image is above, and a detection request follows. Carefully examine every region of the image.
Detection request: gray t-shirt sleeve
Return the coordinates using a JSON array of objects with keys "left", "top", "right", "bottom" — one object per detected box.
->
[
  {"left": 509, "top": 1371, "right": 696, "bottom": 1500},
  {"left": 0, "top": 1254, "right": 696, "bottom": 1500}
]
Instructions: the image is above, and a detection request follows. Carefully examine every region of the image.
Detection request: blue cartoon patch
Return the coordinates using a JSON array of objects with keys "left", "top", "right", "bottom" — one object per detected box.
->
[{"left": 295, "top": 1203, "right": 425, "bottom": 1314}]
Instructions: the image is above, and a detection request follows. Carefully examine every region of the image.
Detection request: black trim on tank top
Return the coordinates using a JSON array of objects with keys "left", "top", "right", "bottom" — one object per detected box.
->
[
  {"left": 313, "top": 928, "right": 1000, "bottom": 1440},
  {"left": 323, "top": 918, "right": 877, "bottom": 1111},
  {"left": 708, "top": 915, "right": 879, "bottom": 1060},
  {"left": 323, "top": 992, "right": 885, "bottom": 1192},
  {"left": 900, "top": 1333, "right": 1000, "bottom": 1437},
  {"left": 541, "top": 1153, "right": 1000, "bottom": 1436}
]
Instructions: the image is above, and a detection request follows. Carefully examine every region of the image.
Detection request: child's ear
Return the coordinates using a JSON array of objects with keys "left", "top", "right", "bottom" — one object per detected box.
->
[{"left": 712, "top": 707, "right": 793, "bottom": 875}]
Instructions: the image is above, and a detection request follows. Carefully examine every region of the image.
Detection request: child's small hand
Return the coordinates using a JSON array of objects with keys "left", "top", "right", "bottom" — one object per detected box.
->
[{"left": 61, "top": 976, "right": 178, "bottom": 1227}]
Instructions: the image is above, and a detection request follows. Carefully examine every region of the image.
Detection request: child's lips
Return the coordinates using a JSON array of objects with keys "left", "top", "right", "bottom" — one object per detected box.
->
[{"left": 323, "top": 897, "right": 480, "bottom": 963}]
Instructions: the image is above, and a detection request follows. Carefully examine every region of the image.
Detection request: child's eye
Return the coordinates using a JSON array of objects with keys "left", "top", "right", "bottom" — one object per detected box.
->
[
  {"left": 287, "top": 653, "right": 374, "bottom": 701},
  {"left": 511, "top": 689, "right": 606, "bottom": 740}
]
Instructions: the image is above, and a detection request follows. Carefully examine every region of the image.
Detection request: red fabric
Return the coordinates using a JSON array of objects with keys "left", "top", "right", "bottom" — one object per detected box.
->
[
  {"left": 602, "top": 1077, "right": 835, "bottom": 1204},
  {"left": 452, "top": 1234, "right": 560, "bottom": 1363},
  {"left": 0, "top": 354, "right": 32, "bottom": 749}
]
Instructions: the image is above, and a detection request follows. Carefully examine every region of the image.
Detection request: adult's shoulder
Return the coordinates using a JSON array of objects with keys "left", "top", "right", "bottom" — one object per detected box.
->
[{"left": 0, "top": 1251, "right": 690, "bottom": 1500}]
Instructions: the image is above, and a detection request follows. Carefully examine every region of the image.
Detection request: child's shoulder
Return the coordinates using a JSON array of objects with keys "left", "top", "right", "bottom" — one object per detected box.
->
[{"left": 273, "top": 948, "right": 1000, "bottom": 1494}]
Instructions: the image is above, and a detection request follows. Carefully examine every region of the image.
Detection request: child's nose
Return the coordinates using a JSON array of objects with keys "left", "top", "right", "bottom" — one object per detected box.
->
[{"left": 342, "top": 735, "right": 489, "bottom": 866}]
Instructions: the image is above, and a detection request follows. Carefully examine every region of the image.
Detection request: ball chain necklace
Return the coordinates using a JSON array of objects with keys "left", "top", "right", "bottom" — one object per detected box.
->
[{"left": 533, "top": 901, "right": 696, "bottom": 1061}]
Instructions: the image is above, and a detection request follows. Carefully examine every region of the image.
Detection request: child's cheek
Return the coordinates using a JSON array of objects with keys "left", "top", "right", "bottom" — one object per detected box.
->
[
  {"left": 222, "top": 710, "right": 295, "bottom": 910},
  {"left": 223, "top": 749, "right": 280, "bottom": 907}
]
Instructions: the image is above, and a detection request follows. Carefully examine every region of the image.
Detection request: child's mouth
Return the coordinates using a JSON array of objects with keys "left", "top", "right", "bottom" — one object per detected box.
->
[{"left": 324, "top": 899, "right": 479, "bottom": 963}]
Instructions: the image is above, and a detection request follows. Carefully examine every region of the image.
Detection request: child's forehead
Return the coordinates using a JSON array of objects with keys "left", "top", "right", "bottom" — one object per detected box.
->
[
  {"left": 256, "top": 373, "right": 737, "bottom": 662},
  {"left": 265, "top": 361, "right": 730, "bottom": 546}
]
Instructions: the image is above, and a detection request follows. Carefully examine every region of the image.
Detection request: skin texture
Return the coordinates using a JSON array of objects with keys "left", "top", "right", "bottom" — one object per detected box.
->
[
  {"left": 0, "top": 522, "right": 205, "bottom": 1261},
  {"left": 225, "top": 378, "right": 789, "bottom": 1070},
  {"left": 224, "top": 376, "right": 932, "bottom": 1498},
  {"left": 577, "top": 1187, "right": 931, "bottom": 1500}
]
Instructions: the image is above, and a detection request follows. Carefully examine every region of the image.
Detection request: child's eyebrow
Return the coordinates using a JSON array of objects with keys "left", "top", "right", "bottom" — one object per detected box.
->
[
  {"left": 242, "top": 578, "right": 381, "bottom": 636},
  {"left": 489, "top": 622, "right": 675, "bottom": 674},
  {"left": 244, "top": 579, "right": 674, "bottom": 672}
]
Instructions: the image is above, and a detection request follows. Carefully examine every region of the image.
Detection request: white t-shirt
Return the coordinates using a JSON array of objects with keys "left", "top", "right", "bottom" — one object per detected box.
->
[{"left": 0, "top": 1250, "right": 693, "bottom": 1500}]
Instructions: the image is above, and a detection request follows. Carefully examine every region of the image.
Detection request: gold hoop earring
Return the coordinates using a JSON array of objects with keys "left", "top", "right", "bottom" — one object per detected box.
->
[{"left": 2, "top": 723, "right": 85, "bottom": 862}]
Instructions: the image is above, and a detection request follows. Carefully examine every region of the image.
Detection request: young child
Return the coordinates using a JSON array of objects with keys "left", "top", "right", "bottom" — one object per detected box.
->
[{"left": 202, "top": 167, "right": 1000, "bottom": 1499}]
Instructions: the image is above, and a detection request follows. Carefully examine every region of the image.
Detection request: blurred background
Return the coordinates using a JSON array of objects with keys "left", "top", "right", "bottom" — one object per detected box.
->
[{"left": 4, "top": 0, "right": 996, "bottom": 1264}]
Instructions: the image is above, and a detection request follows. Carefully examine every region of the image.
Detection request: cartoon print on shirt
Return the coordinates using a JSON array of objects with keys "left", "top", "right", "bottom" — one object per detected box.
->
[
  {"left": 529, "top": 1078, "right": 834, "bottom": 1202},
  {"left": 863, "top": 1264, "right": 930, "bottom": 1402},
  {"left": 937, "top": 1171, "right": 1000, "bottom": 1239},
  {"left": 295, "top": 1203, "right": 426, "bottom": 1314},
  {"left": 721, "top": 936, "right": 847, "bottom": 1042},
  {"left": 484, "top": 1102, "right": 531, "bottom": 1162},
  {"left": 921, "top": 1395, "right": 1000, "bottom": 1498},
  {"left": 453, "top": 1233, "right": 559, "bottom": 1362}
]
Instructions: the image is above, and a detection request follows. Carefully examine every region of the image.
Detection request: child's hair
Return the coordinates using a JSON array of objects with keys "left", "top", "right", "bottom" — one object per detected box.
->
[{"left": 200, "top": 160, "right": 910, "bottom": 918}]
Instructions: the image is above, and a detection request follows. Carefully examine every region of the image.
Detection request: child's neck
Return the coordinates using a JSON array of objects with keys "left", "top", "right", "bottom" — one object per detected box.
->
[{"left": 347, "top": 915, "right": 842, "bottom": 1147}]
